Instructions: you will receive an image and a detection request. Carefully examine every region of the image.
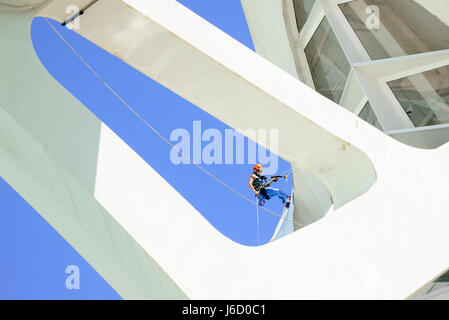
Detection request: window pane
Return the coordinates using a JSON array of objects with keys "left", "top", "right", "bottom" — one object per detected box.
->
[
  {"left": 359, "top": 101, "right": 382, "bottom": 130},
  {"left": 436, "top": 270, "right": 449, "bottom": 283},
  {"left": 293, "top": 0, "right": 316, "bottom": 33},
  {"left": 388, "top": 65, "right": 449, "bottom": 127},
  {"left": 340, "top": 0, "right": 449, "bottom": 60},
  {"left": 304, "top": 17, "right": 351, "bottom": 103}
]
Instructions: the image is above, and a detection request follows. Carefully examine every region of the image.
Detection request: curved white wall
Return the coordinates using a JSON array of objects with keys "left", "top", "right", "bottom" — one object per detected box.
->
[{"left": 1, "top": 0, "right": 449, "bottom": 299}]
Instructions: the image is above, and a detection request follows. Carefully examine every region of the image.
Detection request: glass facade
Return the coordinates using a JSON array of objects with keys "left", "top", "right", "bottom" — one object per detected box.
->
[
  {"left": 292, "top": 0, "right": 449, "bottom": 135},
  {"left": 304, "top": 17, "right": 351, "bottom": 103},
  {"left": 388, "top": 65, "right": 449, "bottom": 127},
  {"left": 436, "top": 270, "right": 449, "bottom": 283},
  {"left": 293, "top": 0, "right": 316, "bottom": 33},
  {"left": 339, "top": 0, "right": 449, "bottom": 60},
  {"left": 359, "top": 101, "right": 382, "bottom": 130}
]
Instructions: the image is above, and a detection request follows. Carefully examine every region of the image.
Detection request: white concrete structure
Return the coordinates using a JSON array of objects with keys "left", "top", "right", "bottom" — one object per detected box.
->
[{"left": 1, "top": 0, "right": 449, "bottom": 299}]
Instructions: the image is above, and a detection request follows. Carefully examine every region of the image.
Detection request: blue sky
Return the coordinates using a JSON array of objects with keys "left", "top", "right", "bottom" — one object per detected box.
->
[{"left": 0, "top": 1, "right": 292, "bottom": 299}]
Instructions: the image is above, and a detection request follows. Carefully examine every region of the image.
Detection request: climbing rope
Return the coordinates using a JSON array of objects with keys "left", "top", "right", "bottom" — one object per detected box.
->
[
  {"left": 44, "top": 18, "right": 305, "bottom": 229},
  {"left": 280, "top": 168, "right": 293, "bottom": 177},
  {"left": 256, "top": 205, "right": 260, "bottom": 245}
]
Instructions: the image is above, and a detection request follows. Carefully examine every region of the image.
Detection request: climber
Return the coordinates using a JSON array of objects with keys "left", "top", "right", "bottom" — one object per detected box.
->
[{"left": 248, "top": 164, "right": 291, "bottom": 208}]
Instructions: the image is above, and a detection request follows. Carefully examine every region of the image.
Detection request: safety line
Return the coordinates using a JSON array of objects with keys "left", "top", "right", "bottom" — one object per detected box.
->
[
  {"left": 44, "top": 18, "right": 305, "bottom": 229},
  {"left": 256, "top": 205, "right": 260, "bottom": 245},
  {"left": 281, "top": 168, "right": 293, "bottom": 177}
]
